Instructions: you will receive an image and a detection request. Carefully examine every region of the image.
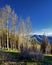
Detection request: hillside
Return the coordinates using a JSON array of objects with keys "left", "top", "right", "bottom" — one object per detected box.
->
[{"left": 31, "top": 35, "right": 52, "bottom": 44}]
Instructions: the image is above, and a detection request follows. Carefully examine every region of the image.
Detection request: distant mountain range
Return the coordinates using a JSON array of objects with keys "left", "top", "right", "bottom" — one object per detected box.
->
[{"left": 31, "top": 35, "right": 52, "bottom": 44}]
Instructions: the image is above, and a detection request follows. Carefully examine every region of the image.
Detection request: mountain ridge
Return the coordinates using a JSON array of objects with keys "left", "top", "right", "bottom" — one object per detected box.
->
[{"left": 31, "top": 35, "right": 52, "bottom": 44}]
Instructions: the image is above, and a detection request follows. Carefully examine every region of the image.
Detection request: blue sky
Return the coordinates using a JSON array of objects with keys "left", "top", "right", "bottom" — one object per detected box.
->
[{"left": 0, "top": 0, "right": 52, "bottom": 35}]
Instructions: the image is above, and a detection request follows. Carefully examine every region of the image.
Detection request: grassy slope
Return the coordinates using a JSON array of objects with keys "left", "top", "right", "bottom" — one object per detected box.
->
[
  {"left": 1, "top": 48, "right": 20, "bottom": 53},
  {"left": 0, "top": 48, "right": 52, "bottom": 65}
]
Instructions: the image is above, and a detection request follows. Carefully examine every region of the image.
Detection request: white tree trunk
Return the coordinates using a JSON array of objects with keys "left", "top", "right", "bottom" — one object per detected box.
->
[
  {"left": 0, "top": 39, "right": 1, "bottom": 49},
  {"left": 7, "top": 20, "right": 9, "bottom": 50}
]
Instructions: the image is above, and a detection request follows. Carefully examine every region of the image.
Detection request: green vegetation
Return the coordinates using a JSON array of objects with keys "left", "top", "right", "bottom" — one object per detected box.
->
[
  {"left": 43, "top": 54, "right": 52, "bottom": 56},
  {"left": 0, "top": 52, "right": 52, "bottom": 65},
  {"left": 1, "top": 48, "right": 20, "bottom": 53},
  {"left": 43, "top": 54, "right": 52, "bottom": 64},
  {"left": 22, "top": 55, "right": 52, "bottom": 65}
]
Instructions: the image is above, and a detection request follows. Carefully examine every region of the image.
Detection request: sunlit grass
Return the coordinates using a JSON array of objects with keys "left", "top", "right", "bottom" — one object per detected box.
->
[
  {"left": 26, "top": 62, "right": 43, "bottom": 65},
  {"left": 27, "top": 62, "right": 37, "bottom": 65},
  {"left": 43, "top": 54, "right": 52, "bottom": 56},
  {"left": 1, "top": 48, "right": 20, "bottom": 53}
]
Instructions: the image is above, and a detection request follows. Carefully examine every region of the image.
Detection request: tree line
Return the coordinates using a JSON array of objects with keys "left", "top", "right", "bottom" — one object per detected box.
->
[
  {"left": 0, "top": 5, "right": 52, "bottom": 54},
  {"left": 0, "top": 5, "right": 32, "bottom": 50}
]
